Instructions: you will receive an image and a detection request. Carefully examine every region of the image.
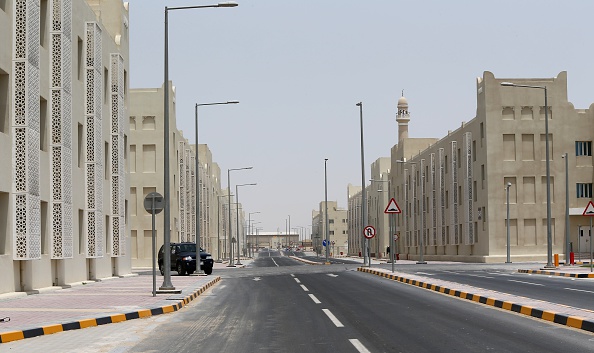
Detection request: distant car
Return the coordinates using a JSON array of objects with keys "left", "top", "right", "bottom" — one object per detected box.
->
[{"left": 158, "top": 242, "right": 214, "bottom": 275}]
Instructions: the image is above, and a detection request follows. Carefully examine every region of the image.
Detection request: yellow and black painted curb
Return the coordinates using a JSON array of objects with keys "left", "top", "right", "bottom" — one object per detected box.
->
[
  {"left": 358, "top": 267, "right": 594, "bottom": 334},
  {"left": 0, "top": 276, "right": 221, "bottom": 344},
  {"left": 518, "top": 269, "right": 594, "bottom": 278}
]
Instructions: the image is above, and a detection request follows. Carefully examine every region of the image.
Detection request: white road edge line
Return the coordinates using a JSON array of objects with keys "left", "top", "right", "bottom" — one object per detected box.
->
[
  {"left": 300, "top": 284, "right": 309, "bottom": 292},
  {"left": 322, "top": 309, "right": 344, "bottom": 327},
  {"left": 565, "top": 287, "right": 594, "bottom": 294},
  {"left": 508, "top": 279, "right": 544, "bottom": 286},
  {"left": 349, "top": 339, "right": 371, "bottom": 353},
  {"left": 294, "top": 278, "right": 301, "bottom": 283},
  {"left": 271, "top": 258, "right": 279, "bottom": 267},
  {"left": 309, "top": 294, "right": 321, "bottom": 304}
]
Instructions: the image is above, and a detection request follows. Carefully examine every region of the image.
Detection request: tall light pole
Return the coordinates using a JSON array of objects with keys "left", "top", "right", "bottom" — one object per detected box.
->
[
  {"left": 216, "top": 193, "right": 232, "bottom": 262},
  {"left": 236, "top": 183, "right": 256, "bottom": 265},
  {"left": 563, "top": 153, "right": 569, "bottom": 265},
  {"left": 324, "top": 158, "right": 330, "bottom": 264},
  {"left": 506, "top": 182, "right": 512, "bottom": 263},
  {"left": 288, "top": 215, "right": 291, "bottom": 248},
  {"left": 162, "top": 1, "right": 238, "bottom": 290},
  {"left": 227, "top": 167, "right": 252, "bottom": 267},
  {"left": 194, "top": 101, "right": 238, "bottom": 273},
  {"left": 248, "top": 212, "right": 260, "bottom": 257},
  {"left": 501, "top": 82, "right": 553, "bottom": 268},
  {"left": 356, "top": 102, "right": 369, "bottom": 266}
]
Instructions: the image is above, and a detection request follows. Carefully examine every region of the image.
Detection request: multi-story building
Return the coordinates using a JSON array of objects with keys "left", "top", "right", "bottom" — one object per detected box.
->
[
  {"left": 390, "top": 71, "right": 594, "bottom": 262},
  {"left": 129, "top": 84, "right": 231, "bottom": 267},
  {"left": 312, "top": 201, "right": 348, "bottom": 256},
  {"left": 0, "top": 0, "right": 131, "bottom": 294}
]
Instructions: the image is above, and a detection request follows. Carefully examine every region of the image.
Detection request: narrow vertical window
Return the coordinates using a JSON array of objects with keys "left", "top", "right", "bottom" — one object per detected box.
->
[
  {"left": 0, "top": 69, "right": 8, "bottom": 133},
  {"left": 78, "top": 123, "right": 83, "bottom": 167},
  {"left": 77, "top": 37, "right": 83, "bottom": 81}
]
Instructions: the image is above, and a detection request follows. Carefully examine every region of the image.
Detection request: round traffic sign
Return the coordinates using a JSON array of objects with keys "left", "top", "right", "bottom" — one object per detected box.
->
[
  {"left": 363, "top": 225, "right": 376, "bottom": 239},
  {"left": 143, "top": 192, "right": 164, "bottom": 214}
]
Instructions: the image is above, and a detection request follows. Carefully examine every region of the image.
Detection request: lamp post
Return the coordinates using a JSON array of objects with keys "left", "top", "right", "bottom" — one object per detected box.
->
[
  {"left": 324, "top": 158, "right": 330, "bottom": 264},
  {"left": 506, "top": 182, "right": 512, "bottom": 263},
  {"left": 216, "top": 193, "right": 232, "bottom": 262},
  {"left": 227, "top": 167, "right": 252, "bottom": 267},
  {"left": 248, "top": 212, "right": 260, "bottom": 257},
  {"left": 563, "top": 153, "right": 570, "bottom": 265},
  {"left": 194, "top": 101, "right": 238, "bottom": 273},
  {"left": 250, "top": 221, "right": 261, "bottom": 257},
  {"left": 356, "top": 102, "right": 369, "bottom": 266},
  {"left": 236, "top": 183, "right": 256, "bottom": 265},
  {"left": 501, "top": 82, "right": 553, "bottom": 268},
  {"left": 161, "top": 1, "right": 238, "bottom": 290}
]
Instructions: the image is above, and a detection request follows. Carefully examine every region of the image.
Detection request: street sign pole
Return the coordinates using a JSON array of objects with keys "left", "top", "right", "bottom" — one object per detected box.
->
[
  {"left": 391, "top": 213, "right": 395, "bottom": 273},
  {"left": 144, "top": 192, "right": 164, "bottom": 297}
]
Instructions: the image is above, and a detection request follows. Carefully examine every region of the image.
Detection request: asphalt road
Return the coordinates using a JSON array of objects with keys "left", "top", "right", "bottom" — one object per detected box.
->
[
  {"left": 3, "top": 252, "right": 594, "bottom": 353},
  {"left": 373, "top": 263, "right": 594, "bottom": 311}
]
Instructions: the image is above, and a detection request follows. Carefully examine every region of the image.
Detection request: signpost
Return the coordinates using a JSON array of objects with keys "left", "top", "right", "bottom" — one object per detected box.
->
[
  {"left": 582, "top": 201, "right": 594, "bottom": 272},
  {"left": 384, "top": 198, "right": 402, "bottom": 273},
  {"left": 144, "top": 192, "right": 164, "bottom": 297}
]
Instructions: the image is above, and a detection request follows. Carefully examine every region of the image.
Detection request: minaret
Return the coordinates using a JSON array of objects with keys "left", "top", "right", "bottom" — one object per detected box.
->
[{"left": 396, "top": 91, "right": 410, "bottom": 142}]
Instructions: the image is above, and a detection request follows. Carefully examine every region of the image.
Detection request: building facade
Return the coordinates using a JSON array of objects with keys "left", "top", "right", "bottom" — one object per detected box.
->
[
  {"left": 390, "top": 71, "right": 594, "bottom": 262},
  {"left": 312, "top": 201, "right": 348, "bottom": 256},
  {"left": 0, "top": 0, "right": 131, "bottom": 294}
]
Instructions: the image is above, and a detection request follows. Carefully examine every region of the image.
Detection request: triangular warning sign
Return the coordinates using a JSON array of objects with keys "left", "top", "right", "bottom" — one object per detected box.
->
[
  {"left": 583, "top": 201, "right": 594, "bottom": 216},
  {"left": 384, "top": 198, "right": 402, "bottom": 214}
]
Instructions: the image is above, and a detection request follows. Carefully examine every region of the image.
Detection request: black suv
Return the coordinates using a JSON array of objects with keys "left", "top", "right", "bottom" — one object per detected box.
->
[{"left": 158, "top": 242, "right": 214, "bottom": 275}]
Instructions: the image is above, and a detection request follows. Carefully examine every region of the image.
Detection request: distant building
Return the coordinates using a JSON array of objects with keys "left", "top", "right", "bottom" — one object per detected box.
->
[
  {"left": 347, "top": 184, "right": 363, "bottom": 256},
  {"left": 0, "top": 0, "right": 131, "bottom": 294},
  {"left": 390, "top": 71, "right": 594, "bottom": 262},
  {"left": 312, "top": 201, "right": 348, "bottom": 256}
]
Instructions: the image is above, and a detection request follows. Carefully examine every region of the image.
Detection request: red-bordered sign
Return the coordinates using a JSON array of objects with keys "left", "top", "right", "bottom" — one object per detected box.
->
[
  {"left": 363, "top": 225, "right": 376, "bottom": 239},
  {"left": 583, "top": 201, "right": 594, "bottom": 216},
  {"left": 384, "top": 198, "right": 402, "bottom": 214}
]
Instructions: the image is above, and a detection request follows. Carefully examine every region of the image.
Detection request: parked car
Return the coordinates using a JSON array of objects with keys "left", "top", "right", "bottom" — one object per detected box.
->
[{"left": 158, "top": 242, "right": 214, "bottom": 275}]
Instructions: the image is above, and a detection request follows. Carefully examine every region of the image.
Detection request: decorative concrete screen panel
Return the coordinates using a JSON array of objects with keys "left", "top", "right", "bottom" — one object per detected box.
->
[
  {"left": 464, "top": 132, "right": 475, "bottom": 245},
  {"left": 450, "top": 141, "right": 459, "bottom": 245},
  {"left": 84, "top": 22, "right": 103, "bottom": 258},
  {"left": 12, "top": 0, "right": 41, "bottom": 260},
  {"left": 110, "top": 53, "right": 125, "bottom": 257},
  {"left": 50, "top": 0, "right": 74, "bottom": 259}
]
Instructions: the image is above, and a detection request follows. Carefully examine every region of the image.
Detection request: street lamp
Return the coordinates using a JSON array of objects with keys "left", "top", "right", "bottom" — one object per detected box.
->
[
  {"left": 250, "top": 221, "right": 261, "bottom": 257},
  {"left": 563, "top": 153, "right": 569, "bottom": 265},
  {"left": 161, "top": 0, "right": 238, "bottom": 290},
  {"left": 356, "top": 102, "right": 369, "bottom": 267},
  {"left": 500, "top": 82, "right": 553, "bottom": 268},
  {"left": 324, "top": 158, "right": 330, "bottom": 264},
  {"left": 248, "top": 212, "right": 260, "bottom": 257},
  {"left": 194, "top": 101, "right": 239, "bottom": 273},
  {"left": 227, "top": 167, "right": 252, "bottom": 267},
  {"left": 216, "top": 193, "right": 232, "bottom": 263},
  {"left": 236, "top": 183, "right": 256, "bottom": 265},
  {"left": 506, "top": 182, "right": 512, "bottom": 263}
]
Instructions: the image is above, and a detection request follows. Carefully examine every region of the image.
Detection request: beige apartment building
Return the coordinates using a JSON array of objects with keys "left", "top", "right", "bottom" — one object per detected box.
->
[
  {"left": 347, "top": 184, "right": 363, "bottom": 256},
  {"left": 0, "top": 0, "right": 131, "bottom": 294},
  {"left": 390, "top": 71, "right": 594, "bottom": 263},
  {"left": 312, "top": 201, "right": 348, "bottom": 256}
]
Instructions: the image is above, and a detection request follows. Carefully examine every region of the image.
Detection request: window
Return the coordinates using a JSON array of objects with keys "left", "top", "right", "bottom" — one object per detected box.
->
[
  {"left": 577, "top": 183, "right": 592, "bottom": 198},
  {"left": 329, "top": 231, "right": 334, "bottom": 235},
  {"left": 0, "top": 69, "right": 8, "bottom": 134},
  {"left": 576, "top": 141, "right": 592, "bottom": 156},
  {"left": 329, "top": 219, "right": 334, "bottom": 224}
]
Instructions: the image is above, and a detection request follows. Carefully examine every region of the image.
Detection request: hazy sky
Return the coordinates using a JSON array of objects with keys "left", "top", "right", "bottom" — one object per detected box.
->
[{"left": 127, "top": 0, "right": 594, "bottom": 238}]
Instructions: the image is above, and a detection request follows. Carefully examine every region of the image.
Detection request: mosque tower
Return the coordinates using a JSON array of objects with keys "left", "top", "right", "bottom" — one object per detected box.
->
[{"left": 396, "top": 91, "right": 410, "bottom": 142}]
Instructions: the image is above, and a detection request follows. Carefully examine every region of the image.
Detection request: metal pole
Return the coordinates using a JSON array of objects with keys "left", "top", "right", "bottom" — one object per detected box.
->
[
  {"left": 590, "top": 218, "right": 592, "bottom": 272},
  {"left": 236, "top": 184, "right": 241, "bottom": 265},
  {"left": 506, "top": 182, "right": 511, "bottom": 263},
  {"left": 564, "top": 153, "right": 570, "bottom": 265},
  {"left": 417, "top": 167, "right": 427, "bottom": 264},
  {"left": 194, "top": 104, "right": 203, "bottom": 274},
  {"left": 151, "top": 196, "right": 156, "bottom": 297},
  {"left": 356, "top": 102, "right": 368, "bottom": 267},
  {"left": 325, "top": 158, "right": 329, "bottom": 264},
  {"left": 216, "top": 197, "right": 221, "bottom": 262},
  {"left": 288, "top": 215, "right": 291, "bottom": 249},
  {"left": 544, "top": 87, "right": 553, "bottom": 268},
  {"left": 160, "top": 7, "right": 174, "bottom": 290},
  {"left": 227, "top": 170, "right": 235, "bottom": 267}
]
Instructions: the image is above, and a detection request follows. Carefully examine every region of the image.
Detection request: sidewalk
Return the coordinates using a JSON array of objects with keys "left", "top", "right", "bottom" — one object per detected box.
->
[{"left": 0, "top": 271, "right": 222, "bottom": 344}]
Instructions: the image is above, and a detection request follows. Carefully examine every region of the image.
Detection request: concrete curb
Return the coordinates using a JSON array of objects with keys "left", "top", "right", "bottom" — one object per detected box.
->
[
  {"left": 518, "top": 269, "right": 594, "bottom": 278},
  {"left": 0, "top": 276, "right": 221, "bottom": 344},
  {"left": 358, "top": 267, "right": 594, "bottom": 334}
]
